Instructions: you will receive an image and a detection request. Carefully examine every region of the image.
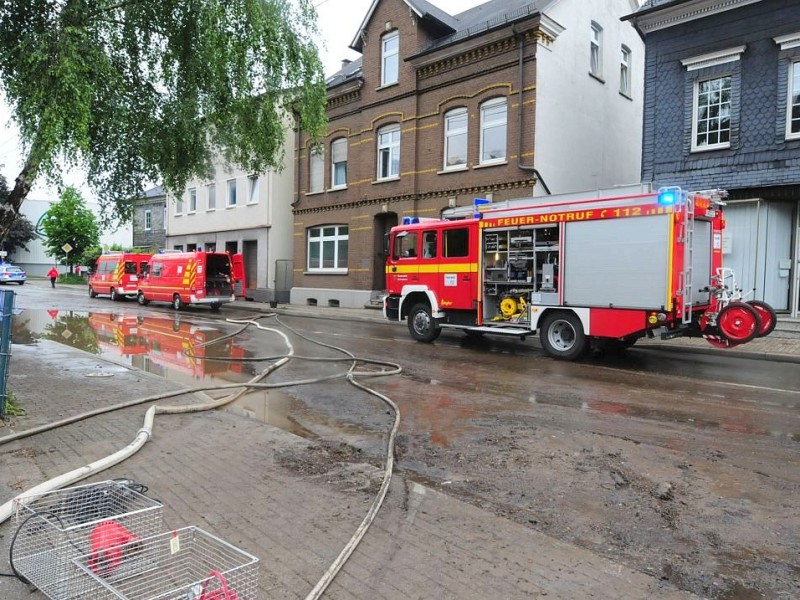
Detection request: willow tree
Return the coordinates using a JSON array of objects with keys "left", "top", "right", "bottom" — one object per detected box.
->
[{"left": 0, "top": 0, "right": 327, "bottom": 241}]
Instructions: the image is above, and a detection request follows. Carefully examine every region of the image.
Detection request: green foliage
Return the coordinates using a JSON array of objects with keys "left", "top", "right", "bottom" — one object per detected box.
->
[
  {"left": 81, "top": 245, "right": 103, "bottom": 270},
  {"left": 59, "top": 273, "right": 86, "bottom": 284},
  {"left": 2, "top": 390, "right": 26, "bottom": 418},
  {"left": 43, "top": 311, "right": 99, "bottom": 355},
  {"left": 41, "top": 187, "right": 101, "bottom": 268},
  {"left": 0, "top": 0, "right": 327, "bottom": 231}
]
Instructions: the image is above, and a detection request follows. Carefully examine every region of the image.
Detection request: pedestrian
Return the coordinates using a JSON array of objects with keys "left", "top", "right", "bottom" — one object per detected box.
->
[{"left": 47, "top": 266, "right": 59, "bottom": 288}]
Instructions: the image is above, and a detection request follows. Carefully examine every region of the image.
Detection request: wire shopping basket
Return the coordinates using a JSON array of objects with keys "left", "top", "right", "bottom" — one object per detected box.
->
[
  {"left": 10, "top": 480, "right": 163, "bottom": 600},
  {"left": 70, "top": 526, "right": 259, "bottom": 600}
]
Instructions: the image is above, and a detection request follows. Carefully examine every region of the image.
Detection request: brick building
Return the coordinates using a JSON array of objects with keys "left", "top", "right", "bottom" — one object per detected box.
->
[
  {"left": 626, "top": 0, "right": 800, "bottom": 317},
  {"left": 293, "top": 0, "right": 643, "bottom": 308}
]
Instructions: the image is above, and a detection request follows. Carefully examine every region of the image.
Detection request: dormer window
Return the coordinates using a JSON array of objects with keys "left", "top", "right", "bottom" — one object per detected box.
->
[{"left": 381, "top": 31, "right": 399, "bottom": 86}]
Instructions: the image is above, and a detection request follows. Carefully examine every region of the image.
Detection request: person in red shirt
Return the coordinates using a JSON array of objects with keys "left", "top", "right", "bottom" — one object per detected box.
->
[{"left": 47, "top": 266, "right": 59, "bottom": 288}]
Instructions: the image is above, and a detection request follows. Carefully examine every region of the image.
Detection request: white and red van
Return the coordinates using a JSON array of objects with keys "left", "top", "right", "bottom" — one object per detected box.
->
[
  {"left": 88, "top": 252, "right": 150, "bottom": 300},
  {"left": 137, "top": 250, "right": 235, "bottom": 311}
]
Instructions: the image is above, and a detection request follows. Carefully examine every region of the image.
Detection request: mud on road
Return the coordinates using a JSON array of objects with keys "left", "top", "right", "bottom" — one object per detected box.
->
[{"left": 279, "top": 349, "right": 800, "bottom": 600}]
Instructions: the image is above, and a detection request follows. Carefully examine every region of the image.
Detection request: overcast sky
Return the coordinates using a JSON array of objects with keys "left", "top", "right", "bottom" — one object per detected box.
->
[{"left": 0, "top": 0, "right": 487, "bottom": 199}]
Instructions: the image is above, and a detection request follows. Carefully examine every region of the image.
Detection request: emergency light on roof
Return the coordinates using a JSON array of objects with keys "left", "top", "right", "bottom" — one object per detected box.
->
[
  {"left": 657, "top": 186, "right": 683, "bottom": 206},
  {"left": 402, "top": 216, "right": 420, "bottom": 225}
]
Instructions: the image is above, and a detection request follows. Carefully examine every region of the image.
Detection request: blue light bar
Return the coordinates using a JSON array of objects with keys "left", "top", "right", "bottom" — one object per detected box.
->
[
  {"left": 402, "top": 216, "right": 420, "bottom": 225},
  {"left": 473, "top": 198, "right": 491, "bottom": 206},
  {"left": 657, "top": 186, "right": 682, "bottom": 206}
]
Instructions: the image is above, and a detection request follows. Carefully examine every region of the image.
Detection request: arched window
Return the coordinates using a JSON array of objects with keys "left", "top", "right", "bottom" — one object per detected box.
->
[
  {"left": 331, "top": 138, "right": 348, "bottom": 188},
  {"left": 444, "top": 108, "right": 468, "bottom": 169},
  {"left": 479, "top": 98, "right": 507, "bottom": 164}
]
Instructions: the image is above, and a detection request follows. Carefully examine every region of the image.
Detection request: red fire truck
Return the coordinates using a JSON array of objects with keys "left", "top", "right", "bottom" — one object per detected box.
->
[
  {"left": 137, "top": 250, "right": 235, "bottom": 311},
  {"left": 384, "top": 185, "right": 777, "bottom": 360},
  {"left": 88, "top": 252, "right": 150, "bottom": 301}
]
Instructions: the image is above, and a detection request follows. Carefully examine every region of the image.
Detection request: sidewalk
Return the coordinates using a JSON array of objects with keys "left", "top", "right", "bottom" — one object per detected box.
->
[
  {"left": 225, "top": 297, "right": 800, "bottom": 363},
  {"left": 1, "top": 299, "right": 701, "bottom": 599}
]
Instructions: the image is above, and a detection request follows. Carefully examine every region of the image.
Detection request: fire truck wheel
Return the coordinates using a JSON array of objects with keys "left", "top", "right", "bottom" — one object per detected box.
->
[
  {"left": 717, "top": 301, "right": 761, "bottom": 343},
  {"left": 137, "top": 292, "right": 149, "bottom": 306},
  {"left": 210, "top": 302, "right": 222, "bottom": 312},
  {"left": 540, "top": 312, "right": 589, "bottom": 360},
  {"left": 109, "top": 287, "right": 118, "bottom": 301},
  {"left": 89, "top": 286, "right": 98, "bottom": 298},
  {"left": 172, "top": 295, "right": 183, "bottom": 310},
  {"left": 747, "top": 300, "right": 777, "bottom": 337},
  {"left": 408, "top": 303, "right": 441, "bottom": 342}
]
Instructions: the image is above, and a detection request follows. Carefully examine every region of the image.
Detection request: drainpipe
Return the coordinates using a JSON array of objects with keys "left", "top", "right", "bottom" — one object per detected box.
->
[{"left": 515, "top": 26, "right": 550, "bottom": 195}]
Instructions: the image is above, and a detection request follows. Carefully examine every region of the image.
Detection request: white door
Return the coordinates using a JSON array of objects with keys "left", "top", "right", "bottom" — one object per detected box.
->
[{"left": 723, "top": 200, "right": 793, "bottom": 311}]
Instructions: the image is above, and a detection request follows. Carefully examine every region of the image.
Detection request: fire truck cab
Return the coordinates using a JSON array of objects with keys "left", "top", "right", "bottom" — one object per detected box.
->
[
  {"left": 137, "top": 250, "right": 235, "bottom": 311},
  {"left": 384, "top": 185, "right": 777, "bottom": 360}
]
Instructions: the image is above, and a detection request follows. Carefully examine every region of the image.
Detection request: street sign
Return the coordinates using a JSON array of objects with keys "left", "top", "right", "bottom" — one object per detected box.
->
[{"left": 62, "top": 243, "right": 73, "bottom": 254}]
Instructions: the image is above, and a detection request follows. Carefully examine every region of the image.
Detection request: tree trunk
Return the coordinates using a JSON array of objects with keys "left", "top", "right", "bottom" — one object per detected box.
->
[{"left": 0, "top": 150, "right": 39, "bottom": 245}]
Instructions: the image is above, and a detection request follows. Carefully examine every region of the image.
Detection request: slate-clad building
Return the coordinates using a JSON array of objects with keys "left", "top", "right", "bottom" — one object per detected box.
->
[{"left": 626, "top": 0, "right": 800, "bottom": 317}]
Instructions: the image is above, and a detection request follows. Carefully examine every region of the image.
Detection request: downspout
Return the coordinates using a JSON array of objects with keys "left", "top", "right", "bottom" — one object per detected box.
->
[{"left": 515, "top": 26, "right": 551, "bottom": 195}]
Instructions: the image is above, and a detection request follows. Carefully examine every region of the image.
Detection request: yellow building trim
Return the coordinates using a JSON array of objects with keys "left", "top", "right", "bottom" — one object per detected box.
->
[
  {"left": 351, "top": 214, "right": 370, "bottom": 220},
  {"left": 350, "top": 226, "right": 372, "bottom": 232}
]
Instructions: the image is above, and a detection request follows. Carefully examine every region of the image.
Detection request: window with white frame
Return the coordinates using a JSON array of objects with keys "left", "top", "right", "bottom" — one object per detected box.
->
[
  {"left": 309, "top": 147, "right": 324, "bottom": 192},
  {"left": 444, "top": 108, "right": 468, "bottom": 169},
  {"left": 381, "top": 31, "right": 399, "bottom": 86},
  {"left": 590, "top": 22, "right": 603, "bottom": 78},
  {"left": 788, "top": 60, "right": 800, "bottom": 139},
  {"left": 227, "top": 179, "right": 237, "bottom": 206},
  {"left": 175, "top": 197, "right": 183, "bottom": 215},
  {"left": 331, "top": 138, "right": 347, "bottom": 188},
  {"left": 248, "top": 175, "right": 259, "bottom": 204},
  {"left": 480, "top": 98, "right": 507, "bottom": 164},
  {"left": 144, "top": 209, "right": 152, "bottom": 231},
  {"left": 693, "top": 75, "right": 732, "bottom": 151},
  {"left": 207, "top": 183, "right": 216, "bottom": 210},
  {"left": 188, "top": 188, "right": 197, "bottom": 213},
  {"left": 307, "top": 225, "right": 348, "bottom": 272},
  {"left": 377, "top": 124, "right": 401, "bottom": 179},
  {"left": 620, "top": 45, "right": 631, "bottom": 96}
]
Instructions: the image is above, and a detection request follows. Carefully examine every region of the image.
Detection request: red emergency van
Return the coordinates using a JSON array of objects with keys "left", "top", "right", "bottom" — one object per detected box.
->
[
  {"left": 136, "top": 250, "right": 235, "bottom": 311},
  {"left": 88, "top": 252, "right": 150, "bottom": 300}
]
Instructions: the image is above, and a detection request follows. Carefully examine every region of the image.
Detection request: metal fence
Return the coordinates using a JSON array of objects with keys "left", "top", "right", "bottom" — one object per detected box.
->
[{"left": 0, "top": 288, "right": 14, "bottom": 418}]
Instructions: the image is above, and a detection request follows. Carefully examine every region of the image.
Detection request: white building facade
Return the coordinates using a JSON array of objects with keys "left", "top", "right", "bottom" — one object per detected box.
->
[{"left": 165, "top": 129, "right": 295, "bottom": 303}]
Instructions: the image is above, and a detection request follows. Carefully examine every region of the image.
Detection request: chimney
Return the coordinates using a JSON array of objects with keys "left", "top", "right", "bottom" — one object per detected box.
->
[{"left": 341, "top": 59, "right": 352, "bottom": 70}]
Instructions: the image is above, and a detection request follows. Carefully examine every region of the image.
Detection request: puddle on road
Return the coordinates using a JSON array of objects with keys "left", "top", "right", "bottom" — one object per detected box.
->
[{"left": 10, "top": 309, "right": 321, "bottom": 437}]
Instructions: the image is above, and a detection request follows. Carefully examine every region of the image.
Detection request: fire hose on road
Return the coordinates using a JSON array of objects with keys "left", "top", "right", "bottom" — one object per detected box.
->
[{"left": 0, "top": 313, "right": 402, "bottom": 600}]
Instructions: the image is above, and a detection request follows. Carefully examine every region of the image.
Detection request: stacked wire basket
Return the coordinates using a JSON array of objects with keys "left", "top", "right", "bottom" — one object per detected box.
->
[{"left": 10, "top": 480, "right": 258, "bottom": 600}]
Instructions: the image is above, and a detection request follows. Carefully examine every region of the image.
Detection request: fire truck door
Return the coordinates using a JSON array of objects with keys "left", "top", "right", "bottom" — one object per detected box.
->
[{"left": 432, "top": 225, "right": 477, "bottom": 310}]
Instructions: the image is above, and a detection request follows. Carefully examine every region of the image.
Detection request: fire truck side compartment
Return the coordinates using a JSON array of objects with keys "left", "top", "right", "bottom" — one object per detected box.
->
[{"left": 563, "top": 214, "right": 671, "bottom": 309}]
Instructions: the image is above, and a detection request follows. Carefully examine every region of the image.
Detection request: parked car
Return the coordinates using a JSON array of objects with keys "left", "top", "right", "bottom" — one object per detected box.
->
[{"left": 0, "top": 264, "right": 26, "bottom": 285}]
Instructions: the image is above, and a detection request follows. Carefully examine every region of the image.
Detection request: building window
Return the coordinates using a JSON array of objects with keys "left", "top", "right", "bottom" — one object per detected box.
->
[
  {"left": 444, "top": 108, "right": 468, "bottom": 169},
  {"left": 788, "top": 60, "right": 800, "bottom": 139},
  {"left": 188, "top": 188, "right": 197, "bottom": 213},
  {"left": 620, "top": 45, "right": 631, "bottom": 96},
  {"left": 590, "top": 22, "right": 603, "bottom": 78},
  {"left": 144, "top": 210, "right": 152, "bottom": 231},
  {"left": 227, "top": 179, "right": 237, "bottom": 206},
  {"left": 309, "top": 147, "right": 324, "bottom": 193},
  {"left": 175, "top": 197, "right": 183, "bottom": 215},
  {"left": 377, "top": 124, "right": 401, "bottom": 179},
  {"left": 248, "top": 175, "right": 259, "bottom": 204},
  {"left": 307, "top": 225, "right": 348, "bottom": 272},
  {"left": 381, "top": 31, "right": 399, "bottom": 86},
  {"left": 692, "top": 75, "right": 732, "bottom": 151},
  {"left": 331, "top": 138, "right": 347, "bottom": 188},
  {"left": 207, "top": 183, "right": 216, "bottom": 210},
  {"left": 480, "top": 98, "right": 507, "bottom": 164}
]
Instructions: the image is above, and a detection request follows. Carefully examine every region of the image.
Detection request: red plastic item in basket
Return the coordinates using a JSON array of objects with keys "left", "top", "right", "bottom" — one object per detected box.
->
[
  {"left": 88, "top": 520, "right": 139, "bottom": 576},
  {"left": 199, "top": 570, "right": 240, "bottom": 600}
]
